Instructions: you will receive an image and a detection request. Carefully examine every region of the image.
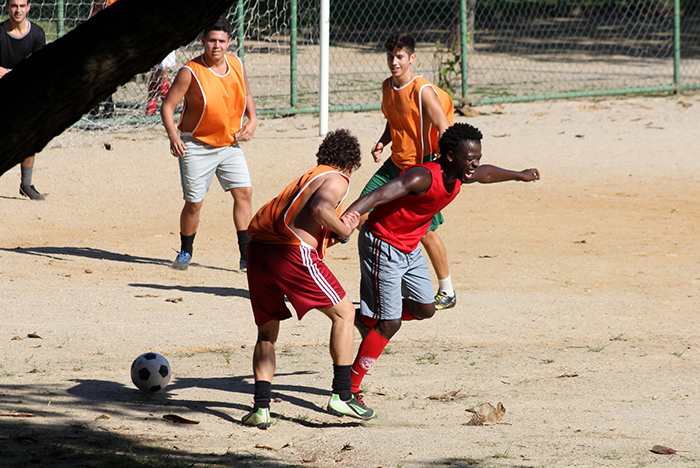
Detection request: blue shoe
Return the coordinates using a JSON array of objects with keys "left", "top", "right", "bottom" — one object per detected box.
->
[{"left": 172, "top": 251, "right": 192, "bottom": 270}]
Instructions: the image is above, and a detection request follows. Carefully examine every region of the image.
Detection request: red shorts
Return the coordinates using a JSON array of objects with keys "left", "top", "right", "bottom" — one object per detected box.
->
[{"left": 246, "top": 241, "right": 346, "bottom": 326}]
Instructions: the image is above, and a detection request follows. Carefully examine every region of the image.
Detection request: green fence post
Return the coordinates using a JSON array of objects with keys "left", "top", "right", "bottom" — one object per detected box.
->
[
  {"left": 237, "top": 0, "right": 245, "bottom": 61},
  {"left": 673, "top": 0, "right": 681, "bottom": 93},
  {"left": 290, "top": 0, "right": 298, "bottom": 107},
  {"left": 57, "top": 0, "right": 65, "bottom": 37},
  {"left": 460, "top": 0, "right": 468, "bottom": 101}
]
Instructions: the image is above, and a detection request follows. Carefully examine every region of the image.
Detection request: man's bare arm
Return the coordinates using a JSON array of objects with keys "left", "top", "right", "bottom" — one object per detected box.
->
[
  {"left": 468, "top": 165, "right": 540, "bottom": 184},
  {"left": 422, "top": 88, "right": 451, "bottom": 136},
  {"left": 344, "top": 166, "right": 432, "bottom": 217},
  {"left": 160, "top": 67, "right": 191, "bottom": 157}
]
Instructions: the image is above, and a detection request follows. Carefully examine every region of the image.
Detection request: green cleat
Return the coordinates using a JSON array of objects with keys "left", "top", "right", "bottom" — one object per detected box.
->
[
  {"left": 242, "top": 407, "right": 271, "bottom": 429},
  {"left": 326, "top": 393, "right": 376, "bottom": 420}
]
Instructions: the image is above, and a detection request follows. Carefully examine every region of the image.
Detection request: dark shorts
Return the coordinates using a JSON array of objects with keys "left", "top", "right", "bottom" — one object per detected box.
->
[
  {"left": 361, "top": 155, "right": 444, "bottom": 231},
  {"left": 246, "top": 241, "right": 345, "bottom": 326}
]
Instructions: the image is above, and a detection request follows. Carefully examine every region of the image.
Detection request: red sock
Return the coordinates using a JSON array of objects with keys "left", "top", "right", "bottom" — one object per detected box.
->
[
  {"left": 360, "top": 315, "right": 377, "bottom": 328},
  {"left": 351, "top": 329, "right": 389, "bottom": 393},
  {"left": 401, "top": 302, "right": 420, "bottom": 321}
]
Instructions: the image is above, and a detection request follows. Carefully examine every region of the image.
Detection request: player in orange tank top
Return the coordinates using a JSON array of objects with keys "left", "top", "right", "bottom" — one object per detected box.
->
[
  {"left": 363, "top": 32, "right": 459, "bottom": 312},
  {"left": 242, "top": 129, "right": 376, "bottom": 427},
  {"left": 161, "top": 17, "right": 258, "bottom": 272}
]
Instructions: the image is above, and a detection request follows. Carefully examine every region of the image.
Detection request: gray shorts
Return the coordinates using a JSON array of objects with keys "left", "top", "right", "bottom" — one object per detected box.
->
[
  {"left": 179, "top": 136, "right": 251, "bottom": 203},
  {"left": 358, "top": 226, "right": 434, "bottom": 321}
]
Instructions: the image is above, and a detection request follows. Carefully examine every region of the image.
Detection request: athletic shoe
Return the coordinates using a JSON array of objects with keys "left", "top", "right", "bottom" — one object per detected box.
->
[
  {"left": 172, "top": 251, "right": 192, "bottom": 270},
  {"left": 326, "top": 393, "right": 376, "bottom": 420},
  {"left": 145, "top": 97, "right": 157, "bottom": 116},
  {"left": 19, "top": 184, "right": 45, "bottom": 201},
  {"left": 239, "top": 257, "right": 247, "bottom": 272},
  {"left": 241, "top": 407, "right": 270, "bottom": 429},
  {"left": 435, "top": 291, "right": 457, "bottom": 310}
]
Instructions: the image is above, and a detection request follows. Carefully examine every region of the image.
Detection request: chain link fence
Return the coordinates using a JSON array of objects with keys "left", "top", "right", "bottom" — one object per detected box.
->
[{"left": 4, "top": 0, "right": 700, "bottom": 129}]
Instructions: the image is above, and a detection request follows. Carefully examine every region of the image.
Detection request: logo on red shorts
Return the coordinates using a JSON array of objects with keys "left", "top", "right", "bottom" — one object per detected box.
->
[{"left": 358, "top": 356, "right": 376, "bottom": 371}]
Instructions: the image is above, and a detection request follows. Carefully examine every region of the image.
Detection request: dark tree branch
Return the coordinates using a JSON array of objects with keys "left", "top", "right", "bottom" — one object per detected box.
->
[{"left": 0, "top": 0, "right": 235, "bottom": 176}]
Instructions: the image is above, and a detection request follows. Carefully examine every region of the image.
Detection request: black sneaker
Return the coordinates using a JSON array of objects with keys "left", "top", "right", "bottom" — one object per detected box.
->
[
  {"left": 434, "top": 291, "right": 457, "bottom": 310},
  {"left": 19, "top": 184, "right": 45, "bottom": 201},
  {"left": 239, "top": 257, "right": 247, "bottom": 272}
]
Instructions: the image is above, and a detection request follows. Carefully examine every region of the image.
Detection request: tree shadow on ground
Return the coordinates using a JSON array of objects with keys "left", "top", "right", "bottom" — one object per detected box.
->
[
  {"left": 0, "top": 371, "right": 364, "bottom": 467},
  {"left": 0, "top": 246, "right": 238, "bottom": 273}
]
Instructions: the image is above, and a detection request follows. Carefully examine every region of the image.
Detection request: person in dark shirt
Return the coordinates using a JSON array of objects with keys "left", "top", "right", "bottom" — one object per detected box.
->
[{"left": 0, "top": 0, "right": 46, "bottom": 200}]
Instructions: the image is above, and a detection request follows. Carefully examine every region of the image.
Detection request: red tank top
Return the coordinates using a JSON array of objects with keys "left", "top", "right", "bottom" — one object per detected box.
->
[{"left": 365, "top": 162, "right": 460, "bottom": 253}]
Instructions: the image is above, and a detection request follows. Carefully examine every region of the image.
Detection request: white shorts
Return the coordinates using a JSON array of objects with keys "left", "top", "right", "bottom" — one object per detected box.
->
[
  {"left": 179, "top": 136, "right": 251, "bottom": 203},
  {"left": 155, "top": 51, "right": 177, "bottom": 69}
]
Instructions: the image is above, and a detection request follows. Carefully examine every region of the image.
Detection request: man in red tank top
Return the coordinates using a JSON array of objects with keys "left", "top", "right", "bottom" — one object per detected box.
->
[{"left": 343, "top": 123, "right": 540, "bottom": 415}]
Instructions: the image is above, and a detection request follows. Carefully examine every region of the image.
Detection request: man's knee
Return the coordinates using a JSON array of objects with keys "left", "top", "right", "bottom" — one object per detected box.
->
[{"left": 376, "top": 319, "right": 402, "bottom": 339}]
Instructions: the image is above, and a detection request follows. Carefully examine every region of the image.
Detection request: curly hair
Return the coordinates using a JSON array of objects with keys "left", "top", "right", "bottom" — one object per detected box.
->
[
  {"left": 203, "top": 16, "right": 231, "bottom": 37},
  {"left": 384, "top": 32, "right": 415, "bottom": 55},
  {"left": 439, "top": 123, "right": 483, "bottom": 159},
  {"left": 316, "top": 129, "right": 362, "bottom": 172}
]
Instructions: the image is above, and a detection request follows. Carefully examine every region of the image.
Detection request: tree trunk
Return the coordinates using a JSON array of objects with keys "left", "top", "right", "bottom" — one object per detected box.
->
[{"left": 0, "top": 0, "right": 234, "bottom": 176}]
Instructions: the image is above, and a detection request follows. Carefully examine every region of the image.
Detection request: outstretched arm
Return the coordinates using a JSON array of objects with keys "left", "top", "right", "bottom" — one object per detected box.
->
[
  {"left": 469, "top": 165, "right": 540, "bottom": 184},
  {"left": 344, "top": 166, "right": 433, "bottom": 218}
]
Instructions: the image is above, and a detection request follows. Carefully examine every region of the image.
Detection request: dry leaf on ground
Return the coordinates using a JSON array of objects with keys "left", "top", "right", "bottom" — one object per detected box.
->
[
  {"left": 466, "top": 402, "right": 506, "bottom": 426},
  {"left": 162, "top": 414, "right": 199, "bottom": 425}
]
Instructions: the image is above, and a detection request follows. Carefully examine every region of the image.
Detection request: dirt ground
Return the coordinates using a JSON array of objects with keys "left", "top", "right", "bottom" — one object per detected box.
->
[{"left": 1, "top": 94, "right": 699, "bottom": 468}]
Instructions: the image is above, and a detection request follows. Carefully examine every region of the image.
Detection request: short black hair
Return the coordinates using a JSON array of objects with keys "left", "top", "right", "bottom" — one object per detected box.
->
[
  {"left": 385, "top": 32, "right": 415, "bottom": 55},
  {"left": 203, "top": 16, "right": 231, "bottom": 37},
  {"left": 316, "top": 129, "right": 362, "bottom": 172},
  {"left": 439, "top": 123, "right": 483, "bottom": 159}
]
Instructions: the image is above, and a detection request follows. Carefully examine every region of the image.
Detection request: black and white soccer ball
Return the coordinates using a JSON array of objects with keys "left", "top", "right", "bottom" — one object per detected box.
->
[{"left": 130, "top": 352, "right": 171, "bottom": 392}]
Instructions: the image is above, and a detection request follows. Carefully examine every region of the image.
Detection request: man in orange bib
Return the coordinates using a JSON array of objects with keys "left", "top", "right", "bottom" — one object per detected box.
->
[
  {"left": 241, "top": 129, "right": 376, "bottom": 428},
  {"left": 364, "top": 32, "right": 458, "bottom": 311},
  {"left": 161, "top": 17, "right": 257, "bottom": 272}
]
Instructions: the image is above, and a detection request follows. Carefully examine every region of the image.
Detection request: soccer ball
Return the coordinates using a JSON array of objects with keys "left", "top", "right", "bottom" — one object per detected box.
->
[{"left": 130, "top": 352, "right": 171, "bottom": 392}]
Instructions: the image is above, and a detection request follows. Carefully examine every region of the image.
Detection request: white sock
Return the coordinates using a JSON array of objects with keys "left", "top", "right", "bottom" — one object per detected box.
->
[{"left": 438, "top": 276, "right": 454, "bottom": 295}]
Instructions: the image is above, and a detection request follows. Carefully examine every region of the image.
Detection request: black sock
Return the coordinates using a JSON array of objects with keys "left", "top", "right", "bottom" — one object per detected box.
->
[
  {"left": 180, "top": 233, "right": 195, "bottom": 255},
  {"left": 253, "top": 380, "right": 272, "bottom": 409},
  {"left": 332, "top": 364, "right": 352, "bottom": 401},
  {"left": 237, "top": 230, "right": 250, "bottom": 258}
]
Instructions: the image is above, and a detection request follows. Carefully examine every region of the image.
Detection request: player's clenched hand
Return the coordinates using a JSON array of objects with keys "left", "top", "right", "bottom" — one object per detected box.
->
[
  {"left": 371, "top": 142, "right": 384, "bottom": 163},
  {"left": 169, "top": 137, "right": 186, "bottom": 157},
  {"left": 520, "top": 168, "right": 540, "bottom": 181},
  {"left": 340, "top": 211, "right": 360, "bottom": 235},
  {"left": 238, "top": 118, "right": 257, "bottom": 142}
]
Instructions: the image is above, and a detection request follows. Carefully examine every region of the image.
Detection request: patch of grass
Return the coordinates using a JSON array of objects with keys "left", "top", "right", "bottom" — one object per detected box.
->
[
  {"left": 492, "top": 447, "right": 511, "bottom": 459},
  {"left": 602, "top": 450, "right": 622, "bottom": 460},
  {"left": 671, "top": 349, "right": 687, "bottom": 358},
  {"left": 382, "top": 346, "right": 398, "bottom": 355},
  {"left": 543, "top": 358, "right": 555, "bottom": 364},
  {"left": 415, "top": 352, "right": 438, "bottom": 365},
  {"left": 586, "top": 344, "right": 606, "bottom": 353}
]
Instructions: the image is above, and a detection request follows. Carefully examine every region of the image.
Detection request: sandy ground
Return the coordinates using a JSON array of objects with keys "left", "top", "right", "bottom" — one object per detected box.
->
[{"left": 1, "top": 94, "right": 699, "bottom": 468}]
